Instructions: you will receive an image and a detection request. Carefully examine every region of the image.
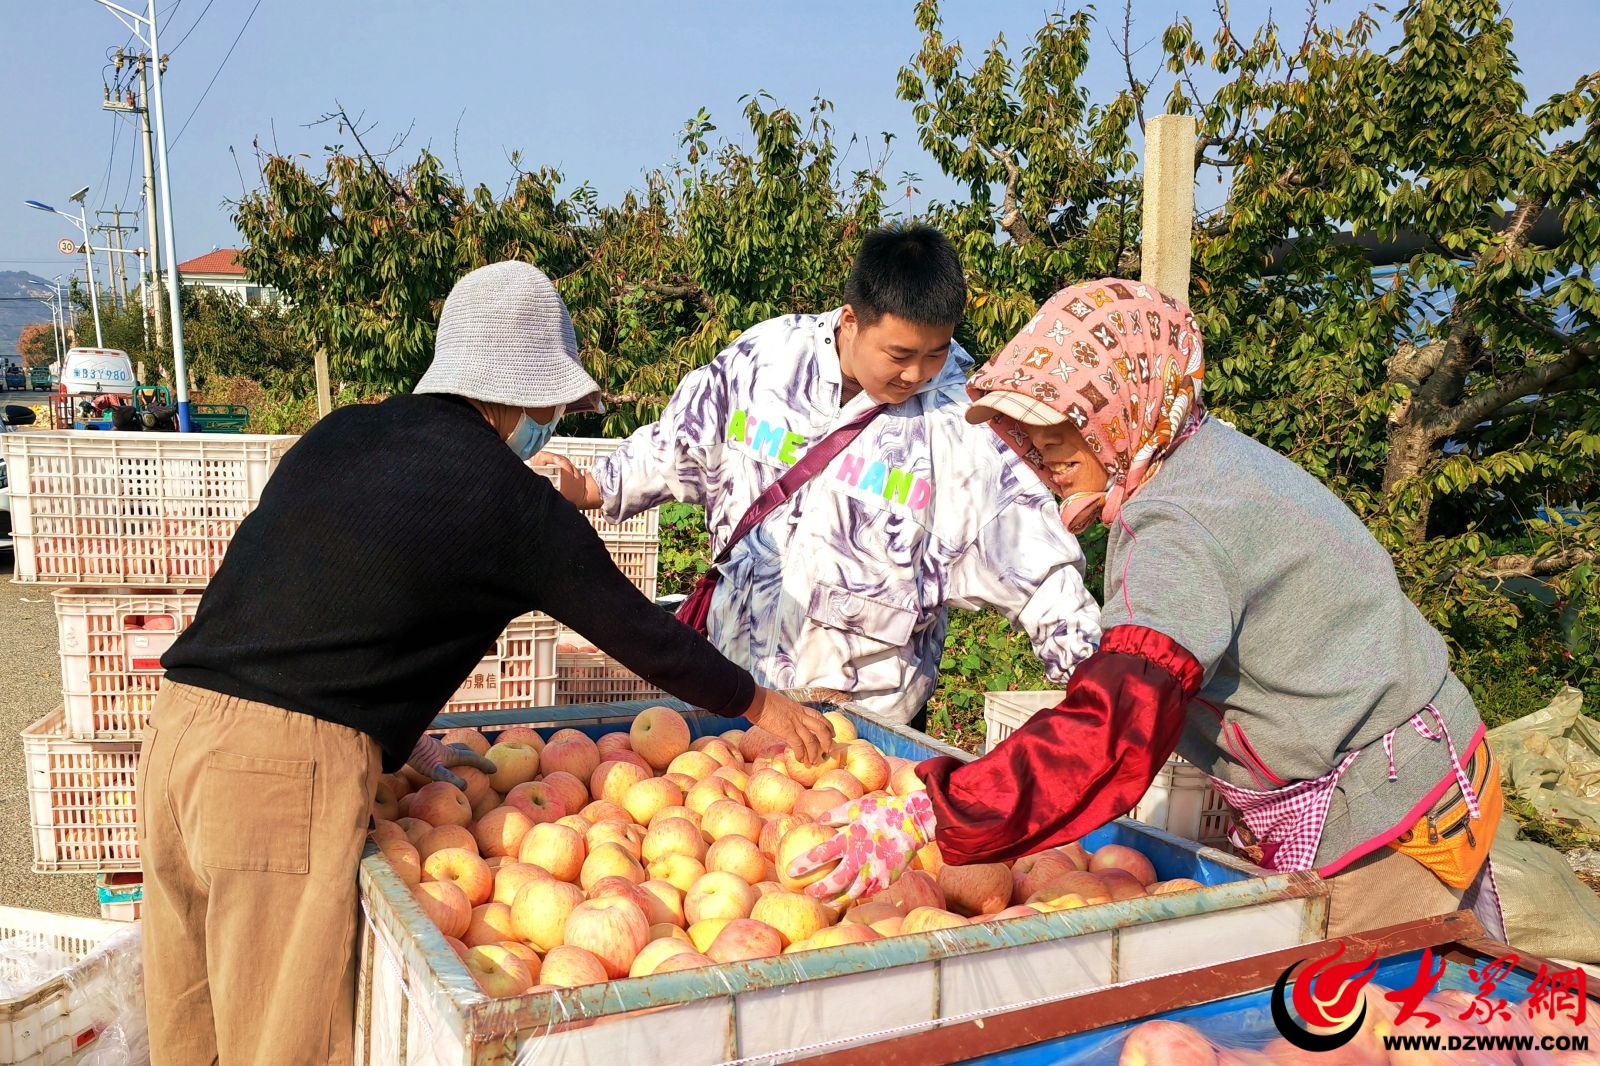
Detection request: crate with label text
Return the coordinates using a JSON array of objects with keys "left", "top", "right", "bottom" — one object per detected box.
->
[
  {"left": 0, "top": 906, "right": 144, "bottom": 1066},
  {"left": 54, "top": 587, "right": 202, "bottom": 739},
  {"left": 2, "top": 429, "right": 297, "bottom": 584},
  {"left": 437, "top": 613, "right": 561, "bottom": 715},
  {"left": 21, "top": 709, "right": 140, "bottom": 874},
  {"left": 985, "top": 691, "right": 1233, "bottom": 847},
  {"left": 94, "top": 873, "right": 143, "bottom": 922},
  {"left": 553, "top": 637, "right": 666, "bottom": 705}
]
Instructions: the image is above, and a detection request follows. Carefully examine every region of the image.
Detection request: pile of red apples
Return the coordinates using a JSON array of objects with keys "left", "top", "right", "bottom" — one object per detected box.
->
[{"left": 369, "top": 707, "right": 1205, "bottom": 999}]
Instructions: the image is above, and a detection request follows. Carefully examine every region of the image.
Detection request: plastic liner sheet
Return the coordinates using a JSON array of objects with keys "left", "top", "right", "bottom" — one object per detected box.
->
[
  {"left": 0, "top": 922, "right": 147, "bottom": 1065},
  {"left": 968, "top": 950, "right": 1598, "bottom": 1065}
]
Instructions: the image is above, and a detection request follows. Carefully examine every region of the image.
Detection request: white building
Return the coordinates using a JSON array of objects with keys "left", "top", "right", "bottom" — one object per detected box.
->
[{"left": 174, "top": 248, "right": 278, "bottom": 304}]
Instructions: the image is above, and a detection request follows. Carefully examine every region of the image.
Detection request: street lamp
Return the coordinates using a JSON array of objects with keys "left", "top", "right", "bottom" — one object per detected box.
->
[{"left": 25, "top": 195, "right": 103, "bottom": 348}]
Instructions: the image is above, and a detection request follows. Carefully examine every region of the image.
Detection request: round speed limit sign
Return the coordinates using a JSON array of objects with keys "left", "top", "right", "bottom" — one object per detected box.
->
[{"left": 58, "top": 238, "right": 77, "bottom": 255}]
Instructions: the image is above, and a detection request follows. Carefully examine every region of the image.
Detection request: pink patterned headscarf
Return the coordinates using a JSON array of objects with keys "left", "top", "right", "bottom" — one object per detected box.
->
[{"left": 968, "top": 279, "right": 1205, "bottom": 533}]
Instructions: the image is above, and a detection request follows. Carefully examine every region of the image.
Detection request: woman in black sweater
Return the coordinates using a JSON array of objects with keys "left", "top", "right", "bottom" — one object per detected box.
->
[{"left": 139, "top": 261, "right": 832, "bottom": 1066}]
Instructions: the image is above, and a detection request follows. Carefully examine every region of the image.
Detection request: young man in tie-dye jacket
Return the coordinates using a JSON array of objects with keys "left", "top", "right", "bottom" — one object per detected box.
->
[{"left": 549, "top": 225, "right": 1101, "bottom": 726}]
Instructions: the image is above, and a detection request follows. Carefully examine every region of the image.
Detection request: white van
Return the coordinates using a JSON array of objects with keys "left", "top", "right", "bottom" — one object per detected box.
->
[{"left": 59, "top": 347, "right": 136, "bottom": 396}]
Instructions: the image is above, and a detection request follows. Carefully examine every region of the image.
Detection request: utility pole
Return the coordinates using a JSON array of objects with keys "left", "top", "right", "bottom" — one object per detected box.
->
[
  {"left": 131, "top": 248, "right": 148, "bottom": 353},
  {"left": 97, "top": 208, "right": 137, "bottom": 306},
  {"left": 96, "top": 1, "right": 192, "bottom": 430},
  {"left": 106, "top": 50, "right": 164, "bottom": 347},
  {"left": 53, "top": 276, "right": 68, "bottom": 360},
  {"left": 90, "top": 224, "right": 120, "bottom": 308},
  {"left": 139, "top": 54, "right": 163, "bottom": 348}
]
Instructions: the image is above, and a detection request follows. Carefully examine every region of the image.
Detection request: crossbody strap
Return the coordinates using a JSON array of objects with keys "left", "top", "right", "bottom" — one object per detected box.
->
[{"left": 713, "top": 404, "right": 886, "bottom": 564}]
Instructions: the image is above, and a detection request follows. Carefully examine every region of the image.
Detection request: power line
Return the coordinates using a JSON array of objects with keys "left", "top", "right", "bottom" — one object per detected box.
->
[
  {"left": 97, "top": 112, "right": 122, "bottom": 214},
  {"left": 172, "top": 0, "right": 261, "bottom": 149},
  {"left": 168, "top": 0, "right": 215, "bottom": 54},
  {"left": 121, "top": 114, "right": 140, "bottom": 209}
]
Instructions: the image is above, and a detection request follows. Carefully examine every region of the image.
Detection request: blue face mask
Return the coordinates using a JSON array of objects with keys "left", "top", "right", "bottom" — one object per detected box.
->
[{"left": 507, "top": 412, "right": 560, "bottom": 461}]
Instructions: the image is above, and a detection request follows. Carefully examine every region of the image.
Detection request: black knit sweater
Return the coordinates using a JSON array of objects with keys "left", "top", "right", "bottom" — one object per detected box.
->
[{"left": 163, "top": 393, "right": 756, "bottom": 770}]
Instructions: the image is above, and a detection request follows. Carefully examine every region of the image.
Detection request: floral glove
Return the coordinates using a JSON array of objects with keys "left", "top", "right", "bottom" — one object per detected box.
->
[
  {"left": 788, "top": 791, "right": 938, "bottom": 906},
  {"left": 406, "top": 736, "right": 497, "bottom": 791}
]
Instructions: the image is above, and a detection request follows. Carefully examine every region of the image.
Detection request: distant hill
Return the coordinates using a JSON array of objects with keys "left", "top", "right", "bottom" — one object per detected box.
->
[{"left": 0, "top": 272, "right": 55, "bottom": 360}]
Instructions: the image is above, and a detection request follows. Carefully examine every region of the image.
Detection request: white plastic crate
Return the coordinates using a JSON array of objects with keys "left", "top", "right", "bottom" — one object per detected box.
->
[
  {"left": 54, "top": 589, "right": 202, "bottom": 739},
  {"left": 21, "top": 709, "right": 141, "bottom": 874},
  {"left": 553, "top": 639, "right": 666, "bottom": 705},
  {"left": 542, "top": 435, "right": 661, "bottom": 541},
  {"left": 94, "top": 875, "right": 142, "bottom": 923},
  {"left": 536, "top": 435, "right": 660, "bottom": 597},
  {"left": 982, "top": 690, "right": 1062, "bottom": 752},
  {"left": 1, "top": 430, "right": 296, "bottom": 585},
  {"left": 984, "top": 691, "right": 1233, "bottom": 847},
  {"left": 437, "top": 613, "right": 561, "bottom": 715},
  {"left": 0, "top": 906, "right": 143, "bottom": 1065},
  {"left": 1134, "top": 758, "right": 1234, "bottom": 850}
]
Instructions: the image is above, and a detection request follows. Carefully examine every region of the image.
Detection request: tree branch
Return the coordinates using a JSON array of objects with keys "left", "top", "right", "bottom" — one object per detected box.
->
[
  {"left": 1119, "top": 0, "right": 1145, "bottom": 133},
  {"left": 1506, "top": 305, "right": 1600, "bottom": 362},
  {"left": 321, "top": 103, "right": 414, "bottom": 205},
  {"left": 1474, "top": 548, "right": 1599, "bottom": 579},
  {"left": 984, "top": 144, "right": 1035, "bottom": 245},
  {"left": 601, "top": 390, "right": 674, "bottom": 408},
  {"left": 1282, "top": 0, "right": 1321, "bottom": 85},
  {"left": 1410, "top": 337, "right": 1455, "bottom": 393},
  {"left": 1479, "top": 377, "right": 1597, "bottom": 423},
  {"left": 1491, "top": 195, "right": 1548, "bottom": 265},
  {"left": 626, "top": 279, "right": 716, "bottom": 314},
  {"left": 1441, "top": 350, "right": 1589, "bottom": 436}
]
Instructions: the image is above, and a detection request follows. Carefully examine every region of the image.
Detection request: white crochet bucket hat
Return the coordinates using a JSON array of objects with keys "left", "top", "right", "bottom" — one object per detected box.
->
[{"left": 415, "top": 260, "right": 603, "bottom": 412}]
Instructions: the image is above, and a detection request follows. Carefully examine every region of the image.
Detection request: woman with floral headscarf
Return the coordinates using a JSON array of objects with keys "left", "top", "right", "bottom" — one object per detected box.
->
[{"left": 790, "top": 279, "right": 1504, "bottom": 938}]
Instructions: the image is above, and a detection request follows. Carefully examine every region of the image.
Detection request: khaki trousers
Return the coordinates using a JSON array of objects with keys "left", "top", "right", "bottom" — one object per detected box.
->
[
  {"left": 138, "top": 681, "right": 381, "bottom": 1066},
  {"left": 1326, "top": 846, "right": 1466, "bottom": 938}
]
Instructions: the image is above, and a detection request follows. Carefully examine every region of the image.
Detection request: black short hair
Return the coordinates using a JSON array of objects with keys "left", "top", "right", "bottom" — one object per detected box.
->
[{"left": 843, "top": 224, "right": 966, "bottom": 328}]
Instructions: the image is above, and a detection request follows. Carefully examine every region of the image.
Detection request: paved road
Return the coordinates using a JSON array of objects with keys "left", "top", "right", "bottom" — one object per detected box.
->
[{"left": 0, "top": 551, "right": 99, "bottom": 916}]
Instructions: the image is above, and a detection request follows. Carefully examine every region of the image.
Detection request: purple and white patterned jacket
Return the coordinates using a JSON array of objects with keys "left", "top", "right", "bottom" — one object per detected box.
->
[{"left": 592, "top": 309, "right": 1102, "bottom": 723}]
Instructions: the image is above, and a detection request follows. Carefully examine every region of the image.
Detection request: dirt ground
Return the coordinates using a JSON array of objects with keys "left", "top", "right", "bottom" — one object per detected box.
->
[{"left": 0, "top": 551, "right": 99, "bottom": 916}]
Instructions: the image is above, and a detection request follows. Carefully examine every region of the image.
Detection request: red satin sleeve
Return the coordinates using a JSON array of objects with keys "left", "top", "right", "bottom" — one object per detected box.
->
[{"left": 915, "top": 624, "right": 1203, "bottom": 866}]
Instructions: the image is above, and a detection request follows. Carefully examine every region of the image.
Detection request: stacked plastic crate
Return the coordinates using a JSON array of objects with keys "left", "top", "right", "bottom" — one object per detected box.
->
[
  {"left": 984, "top": 691, "right": 1236, "bottom": 847},
  {"left": 533, "top": 436, "right": 667, "bottom": 707},
  {"left": 2, "top": 430, "right": 299, "bottom": 920},
  {"left": 4, "top": 431, "right": 652, "bottom": 916}
]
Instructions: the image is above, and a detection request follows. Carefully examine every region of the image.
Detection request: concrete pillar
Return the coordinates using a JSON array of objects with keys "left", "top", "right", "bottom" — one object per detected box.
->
[{"left": 1139, "top": 114, "right": 1198, "bottom": 303}]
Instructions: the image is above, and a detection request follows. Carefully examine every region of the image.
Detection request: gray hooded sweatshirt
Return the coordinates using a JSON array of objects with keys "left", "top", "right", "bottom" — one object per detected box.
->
[{"left": 1104, "top": 419, "right": 1484, "bottom": 870}]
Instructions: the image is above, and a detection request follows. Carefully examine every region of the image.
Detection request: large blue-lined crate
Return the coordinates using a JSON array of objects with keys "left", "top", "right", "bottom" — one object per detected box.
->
[
  {"left": 876, "top": 911, "right": 1598, "bottom": 1065},
  {"left": 355, "top": 701, "right": 1330, "bottom": 1066},
  {"left": 973, "top": 942, "right": 1599, "bottom": 1064}
]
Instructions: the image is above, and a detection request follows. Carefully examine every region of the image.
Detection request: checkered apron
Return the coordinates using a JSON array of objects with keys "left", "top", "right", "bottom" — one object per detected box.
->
[
  {"left": 1207, "top": 749, "right": 1361, "bottom": 873},
  {"left": 1205, "top": 706, "right": 1505, "bottom": 939}
]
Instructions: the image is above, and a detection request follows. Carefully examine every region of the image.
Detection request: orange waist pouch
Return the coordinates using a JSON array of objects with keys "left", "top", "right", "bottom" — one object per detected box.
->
[{"left": 1387, "top": 742, "right": 1502, "bottom": 890}]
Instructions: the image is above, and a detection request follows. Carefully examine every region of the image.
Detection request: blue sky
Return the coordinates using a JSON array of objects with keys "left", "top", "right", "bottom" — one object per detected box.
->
[{"left": 3, "top": 0, "right": 1597, "bottom": 286}]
